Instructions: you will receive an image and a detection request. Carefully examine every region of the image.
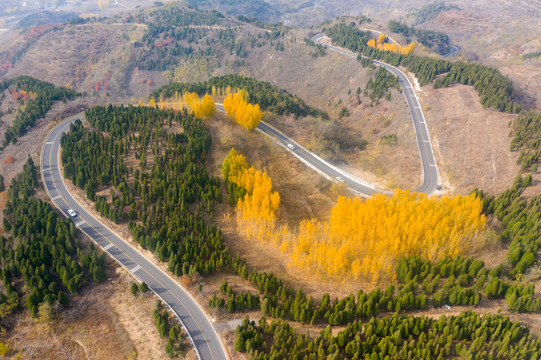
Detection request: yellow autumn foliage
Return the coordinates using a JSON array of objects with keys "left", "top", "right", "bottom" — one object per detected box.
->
[
  {"left": 367, "top": 35, "right": 416, "bottom": 55},
  {"left": 223, "top": 91, "right": 262, "bottom": 130},
  {"left": 223, "top": 149, "right": 485, "bottom": 284},
  {"left": 222, "top": 147, "right": 247, "bottom": 181},
  {"left": 222, "top": 148, "right": 281, "bottom": 241},
  {"left": 284, "top": 190, "right": 486, "bottom": 283},
  {"left": 155, "top": 92, "right": 216, "bottom": 118},
  {"left": 378, "top": 32, "right": 387, "bottom": 45}
]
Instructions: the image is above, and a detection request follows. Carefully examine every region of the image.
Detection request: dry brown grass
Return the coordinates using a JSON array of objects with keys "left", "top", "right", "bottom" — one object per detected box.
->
[
  {"left": 416, "top": 80, "right": 519, "bottom": 195},
  {"left": 0, "top": 227, "right": 176, "bottom": 360},
  {"left": 206, "top": 114, "right": 382, "bottom": 300},
  {"left": 243, "top": 35, "right": 422, "bottom": 191}
]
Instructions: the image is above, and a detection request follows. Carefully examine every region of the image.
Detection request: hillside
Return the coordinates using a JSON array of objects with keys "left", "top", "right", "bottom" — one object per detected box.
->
[
  {"left": 0, "top": 4, "right": 424, "bottom": 190},
  {"left": 0, "top": 2, "right": 541, "bottom": 360}
]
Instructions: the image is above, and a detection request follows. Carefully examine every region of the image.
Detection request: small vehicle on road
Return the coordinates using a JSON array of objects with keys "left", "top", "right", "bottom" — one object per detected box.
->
[
  {"left": 67, "top": 209, "right": 77, "bottom": 218},
  {"left": 287, "top": 143, "right": 296, "bottom": 150},
  {"left": 335, "top": 176, "right": 344, "bottom": 182}
]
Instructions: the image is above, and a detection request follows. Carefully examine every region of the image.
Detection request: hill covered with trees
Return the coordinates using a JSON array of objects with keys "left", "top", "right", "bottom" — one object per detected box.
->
[
  {"left": 1, "top": 156, "right": 106, "bottom": 321},
  {"left": 388, "top": 20, "right": 451, "bottom": 55},
  {"left": 0, "top": 76, "right": 80, "bottom": 150},
  {"left": 61, "top": 105, "right": 228, "bottom": 276},
  {"left": 325, "top": 24, "right": 521, "bottom": 113},
  {"left": 151, "top": 74, "right": 328, "bottom": 119}
]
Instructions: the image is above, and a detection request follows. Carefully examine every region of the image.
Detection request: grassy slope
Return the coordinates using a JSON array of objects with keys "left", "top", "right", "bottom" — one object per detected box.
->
[{"left": 0, "top": 3, "right": 540, "bottom": 356}]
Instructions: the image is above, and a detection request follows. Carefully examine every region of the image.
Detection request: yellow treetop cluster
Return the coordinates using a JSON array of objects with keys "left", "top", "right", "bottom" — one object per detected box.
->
[
  {"left": 282, "top": 190, "right": 486, "bottom": 283},
  {"left": 223, "top": 151, "right": 486, "bottom": 285},
  {"left": 377, "top": 32, "right": 386, "bottom": 45},
  {"left": 150, "top": 92, "right": 217, "bottom": 118},
  {"left": 223, "top": 90, "right": 262, "bottom": 131},
  {"left": 222, "top": 148, "right": 281, "bottom": 241},
  {"left": 368, "top": 33, "right": 416, "bottom": 55}
]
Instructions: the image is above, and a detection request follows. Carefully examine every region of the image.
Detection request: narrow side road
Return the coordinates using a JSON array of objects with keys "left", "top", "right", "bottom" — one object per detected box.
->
[{"left": 41, "top": 115, "right": 228, "bottom": 360}]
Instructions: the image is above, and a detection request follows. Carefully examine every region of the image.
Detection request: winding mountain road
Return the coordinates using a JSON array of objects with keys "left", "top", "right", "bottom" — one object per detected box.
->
[
  {"left": 443, "top": 45, "right": 459, "bottom": 58},
  {"left": 39, "top": 29, "right": 441, "bottom": 360},
  {"left": 40, "top": 115, "right": 228, "bottom": 360},
  {"left": 313, "top": 33, "right": 439, "bottom": 194},
  {"left": 215, "top": 104, "right": 381, "bottom": 196}
]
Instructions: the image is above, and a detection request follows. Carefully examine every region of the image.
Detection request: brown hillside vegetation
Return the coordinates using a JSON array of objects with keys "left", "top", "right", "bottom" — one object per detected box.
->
[
  {"left": 0, "top": 3, "right": 530, "bottom": 194},
  {"left": 245, "top": 37, "right": 422, "bottom": 190},
  {"left": 1, "top": 262, "right": 181, "bottom": 359},
  {"left": 6, "top": 22, "right": 147, "bottom": 99},
  {"left": 417, "top": 81, "right": 519, "bottom": 195}
]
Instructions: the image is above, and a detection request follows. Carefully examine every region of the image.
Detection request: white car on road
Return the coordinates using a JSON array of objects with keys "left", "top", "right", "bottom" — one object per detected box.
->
[
  {"left": 67, "top": 209, "right": 77, "bottom": 218},
  {"left": 287, "top": 143, "right": 296, "bottom": 150}
]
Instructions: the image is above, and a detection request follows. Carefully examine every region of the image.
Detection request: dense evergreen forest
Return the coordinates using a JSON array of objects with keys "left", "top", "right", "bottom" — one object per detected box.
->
[
  {"left": 235, "top": 311, "right": 541, "bottom": 359},
  {"left": 0, "top": 157, "right": 106, "bottom": 320},
  {"left": 324, "top": 24, "right": 521, "bottom": 113},
  {"left": 61, "top": 105, "right": 229, "bottom": 276},
  {"left": 0, "top": 76, "right": 80, "bottom": 149},
  {"left": 388, "top": 20, "right": 451, "bottom": 55},
  {"left": 150, "top": 74, "right": 328, "bottom": 119}
]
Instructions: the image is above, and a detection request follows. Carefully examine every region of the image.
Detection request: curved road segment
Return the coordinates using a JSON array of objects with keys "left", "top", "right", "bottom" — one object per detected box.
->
[
  {"left": 443, "top": 45, "right": 459, "bottom": 58},
  {"left": 41, "top": 115, "right": 228, "bottom": 360},
  {"left": 40, "top": 31, "right": 440, "bottom": 360},
  {"left": 313, "top": 33, "right": 439, "bottom": 194},
  {"left": 215, "top": 104, "right": 381, "bottom": 197}
]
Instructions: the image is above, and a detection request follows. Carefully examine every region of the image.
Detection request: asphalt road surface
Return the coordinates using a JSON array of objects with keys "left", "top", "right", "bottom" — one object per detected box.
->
[
  {"left": 215, "top": 104, "right": 381, "bottom": 197},
  {"left": 312, "top": 33, "right": 439, "bottom": 194},
  {"left": 41, "top": 115, "right": 228, "bottom": 360},
  {"left": 40, "top": 32, "right": 441, "bottom": 359},
  {"left": 443, "top": 45, "right": 459, "bottom": 58}
]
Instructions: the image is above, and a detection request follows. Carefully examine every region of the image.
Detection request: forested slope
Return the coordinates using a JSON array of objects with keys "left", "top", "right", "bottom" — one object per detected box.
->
[
  {"left": 1, "top": 157, "right": 106, "bottom": 320},
  {"left": 151, "top": 74, "right": 328, "bottom": 119},
  {"left": 325, "top": 24, "right": 521, "bottom": 113},
  {"left": 0, "top": 76, "right": 80, "bottom": 149}
]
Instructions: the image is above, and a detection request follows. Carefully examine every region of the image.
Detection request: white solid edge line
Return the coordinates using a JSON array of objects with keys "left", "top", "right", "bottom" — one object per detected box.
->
[
  {"left": 257, "top": 121, "right": 377, "bottom": 191},
  {"left": 314, "top": 33, "right": 440, "bottom": 193},
  {"left": 52, "top": 115, "right": 230, "bottom": 360}
]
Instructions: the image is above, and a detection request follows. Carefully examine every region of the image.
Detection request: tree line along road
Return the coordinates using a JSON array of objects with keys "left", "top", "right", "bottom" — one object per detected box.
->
[
  {"left": 40, "top": 114, "right": 229, "bottom": 360},
  {"left": 40, "top": 32, "right": 440, "bottom": 360}
]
